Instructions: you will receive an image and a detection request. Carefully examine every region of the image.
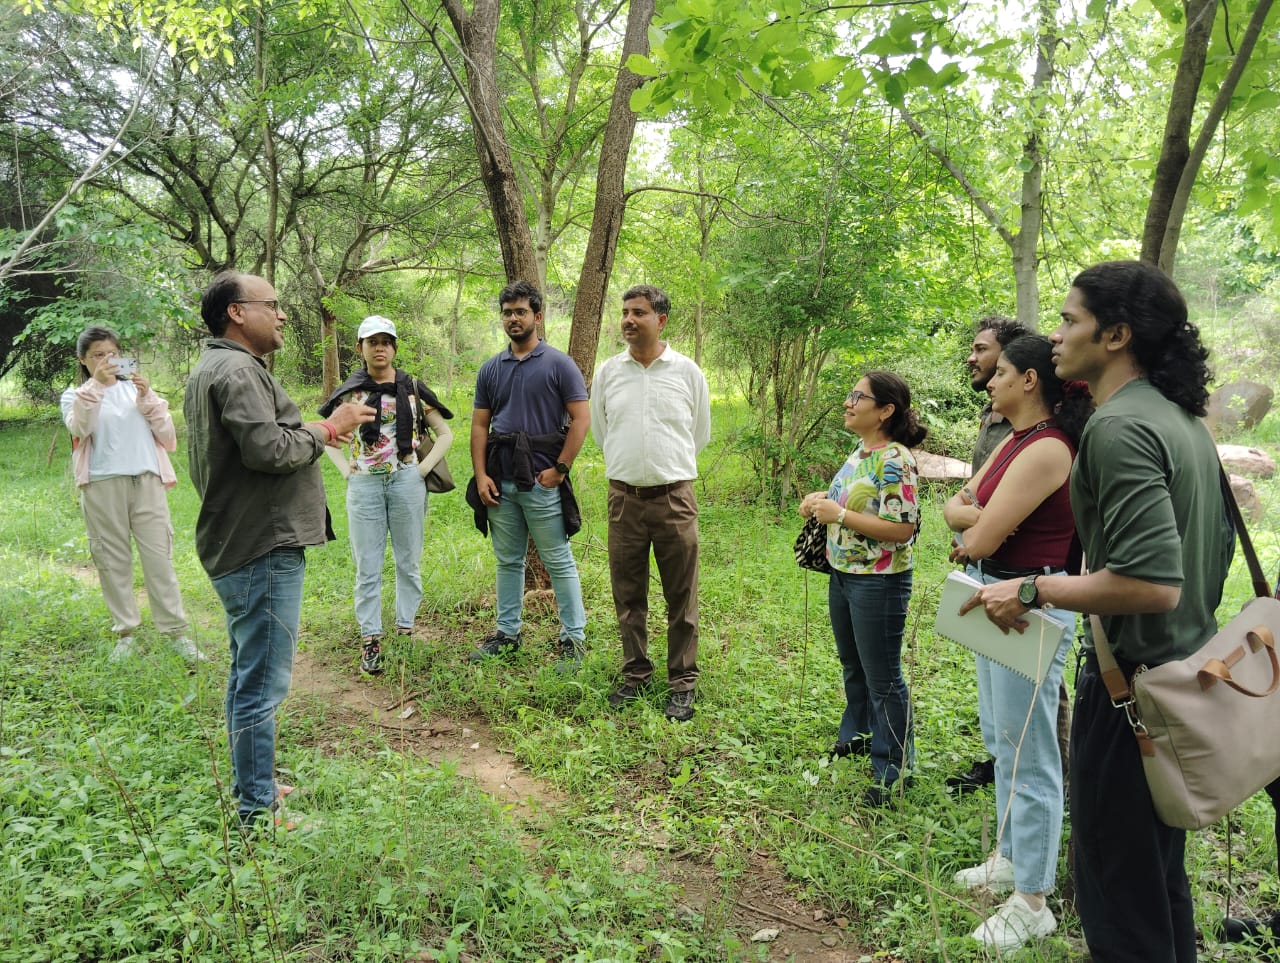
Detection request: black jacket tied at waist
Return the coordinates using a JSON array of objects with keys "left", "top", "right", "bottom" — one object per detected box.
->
[{"left": 465, "top": 430, "right": 581, "bottom": 538}]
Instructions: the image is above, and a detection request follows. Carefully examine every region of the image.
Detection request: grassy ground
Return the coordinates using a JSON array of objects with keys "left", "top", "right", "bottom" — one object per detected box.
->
[{"left": 3, "top": 389, "right": 1279, "bottom": 962}]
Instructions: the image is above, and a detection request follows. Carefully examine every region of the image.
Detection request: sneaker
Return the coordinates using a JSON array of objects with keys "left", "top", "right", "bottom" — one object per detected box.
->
[
  {"left": 109, "top": 635, "right": 136, "bottom": 662},
  {"left": 171, "top": 636, "right": 210, "bottom": 664},
  {"left": 1216, "top": 912, "right": 1280, "bottom": 945},
  {"left": 360, "top": 639, "right": 383, "bottom": 675},
  {"left": 555, "top": 637, "right": 584, "bottom": 673},
  {"left": 954, "top": 852, "right": 1016, "bottom": 891},
  {"left": 971, "top": 893, "right": 1056, "bottom": 950},
  {"left": 607, "top": 682, "right": 650, "bottom": 708},
  {"left": 861, "top": 775, "right": 914, "bottom": 807},
  {"left": 831, "top": 736, "right": 871, "bottom": 759},
  {"left": 947, "top": 757, "right": 996, "bottom": 793},
  {"left": 664, "top": 689, "right": 696, "bottom": 722},
  {"left": 468, "top": 630, "right": 521, "bottom": 662}
]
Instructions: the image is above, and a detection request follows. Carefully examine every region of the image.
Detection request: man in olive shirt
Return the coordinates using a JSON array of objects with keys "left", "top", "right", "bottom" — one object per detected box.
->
[
  {"left": 187, "top": 271, "right": 373, "bottom": 827},
  {"left": 963, "top": 261, "right": 1232, "bottom": 960}
]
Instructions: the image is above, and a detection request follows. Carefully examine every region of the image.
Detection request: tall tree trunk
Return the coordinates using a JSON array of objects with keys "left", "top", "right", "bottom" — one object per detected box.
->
[
  {"left": 567, "top": 0, "right": 655, "bottom": 383},
  {"left": 1011, "top": 0, "right": 1059, "bottom": 329},
  {"left": 1140, "top": 0, "right": 1217, "bottom": 266},
  {"left": 294, "top": 216, "right": 340, "bottom": 396},
  {"left": 1154, "top": 0, "right": 1275, "bottom": 273},
  {"left": 436, "top": 0, "right": 539, "bottom": 284}
]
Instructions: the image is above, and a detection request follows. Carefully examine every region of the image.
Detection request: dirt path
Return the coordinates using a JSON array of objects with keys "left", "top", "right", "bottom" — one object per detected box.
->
[
  {"left": 290, "top": 646, "right": 881, "bottom": 962},
  {"left": 66, "top": 556, "right": 878, "bottom": 960}
]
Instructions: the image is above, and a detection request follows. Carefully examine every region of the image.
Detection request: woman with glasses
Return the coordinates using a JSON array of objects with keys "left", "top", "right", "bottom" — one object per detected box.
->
[
  {"left": 799, "top": 371, "right": 925, "bottom": 805},
  {"left": 942, "top": 335, "right": 1092, "bottom": 952},
  {"left": 320, "top": 315, "right": 453, "bottom": 675},
  {"left": 60, "top": 326, "right": 204, "bottom": 663}
]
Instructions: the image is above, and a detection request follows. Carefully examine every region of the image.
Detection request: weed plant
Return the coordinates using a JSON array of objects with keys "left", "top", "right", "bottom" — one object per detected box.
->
[{"left": 3, "top": 369, "right": 1279, "bottom": 961}]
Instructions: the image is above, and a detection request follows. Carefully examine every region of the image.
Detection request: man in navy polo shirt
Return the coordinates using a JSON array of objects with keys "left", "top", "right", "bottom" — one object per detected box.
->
[{"left": 467, "top": 280, "right": 590, "bottom": 669}]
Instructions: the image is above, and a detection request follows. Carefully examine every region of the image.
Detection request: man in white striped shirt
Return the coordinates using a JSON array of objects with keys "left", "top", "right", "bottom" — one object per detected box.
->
[{"left": 590, "top": 285, "right": 711, "bottom": 721}]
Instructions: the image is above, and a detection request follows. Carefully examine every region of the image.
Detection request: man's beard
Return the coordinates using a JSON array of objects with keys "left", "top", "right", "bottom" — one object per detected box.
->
[{"left": 508, "top": 324, "right": 536, "bottom": 344}]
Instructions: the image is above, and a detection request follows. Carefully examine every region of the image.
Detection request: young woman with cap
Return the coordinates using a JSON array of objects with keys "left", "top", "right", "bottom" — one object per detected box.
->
[{"left": 320, "top": 315, "right": 454, "bottom": 674}]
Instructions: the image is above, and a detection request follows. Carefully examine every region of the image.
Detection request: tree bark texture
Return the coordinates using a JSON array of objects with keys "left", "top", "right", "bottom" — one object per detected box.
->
[
  {"left": 567, "top": 0, "right": 655, "bottom": 384},
  {"left": 1012, "top": 0, "right": 1060, "bottom": 330},
  {"left": 1140, "top": 0, "right": 1217, "bottom": 266},
  {"left": 1156, "top": 0, "right": 1275, "bottom": 274},
  {"left": 438, "top": 0, "right": 540, "bottom": 284}
]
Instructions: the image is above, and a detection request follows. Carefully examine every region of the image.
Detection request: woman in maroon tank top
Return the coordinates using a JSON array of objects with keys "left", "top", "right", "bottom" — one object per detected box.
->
[{"left": 941, "top": 335, "right": 1093, "bottom": 952}]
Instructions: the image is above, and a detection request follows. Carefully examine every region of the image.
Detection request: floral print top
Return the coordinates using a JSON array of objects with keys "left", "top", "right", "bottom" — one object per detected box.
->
[
  {"left": 825, "top": 441, "right": 919, "bottom": 575},
  {"left": 341, "top": 389, "right": 421, "bottom": 475}
]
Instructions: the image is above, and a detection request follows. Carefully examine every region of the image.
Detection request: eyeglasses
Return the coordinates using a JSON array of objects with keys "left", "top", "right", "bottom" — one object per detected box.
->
[
  {"left": 846, "top": 390, "right": 878, "bottom": 406},
  {"left": 87, "top": 349, "right": 120, "bottom": 360},
  {"left": 233, "top": 299, "right": 281, "bottom": 313}
]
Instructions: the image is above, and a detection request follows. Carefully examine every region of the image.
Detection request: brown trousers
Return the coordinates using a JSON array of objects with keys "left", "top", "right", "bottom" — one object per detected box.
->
[{"left": 607, "top": 480, "right": 700, "bottom": 692}]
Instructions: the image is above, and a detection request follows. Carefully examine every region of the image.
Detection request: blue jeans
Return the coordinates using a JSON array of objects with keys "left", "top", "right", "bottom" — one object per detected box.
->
[
  {"left": 487, "top": 480, "right": 585, "bottom": 642},
  {"left": 828, "top": 569, "right": 914, "bottom": 785},
  {"left": 210, "top": 547, "right": 305, "bottom": 822},
  {"left": 347, "top": 469, "right": 425, "bottom": 636},
  {"left": 970, "top": 564, "right": 1075, "bottom": 894}
]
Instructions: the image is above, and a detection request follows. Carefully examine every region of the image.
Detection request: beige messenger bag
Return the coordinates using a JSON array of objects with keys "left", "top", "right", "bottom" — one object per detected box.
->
[{"left": 1091, "top": 467, "right": 1280, "bottom": 831}]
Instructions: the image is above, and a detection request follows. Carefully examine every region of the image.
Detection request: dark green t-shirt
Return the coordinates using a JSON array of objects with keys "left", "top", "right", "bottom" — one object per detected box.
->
[{"left": 1072, "top": 379, "right": 1233, "bottom": 664}]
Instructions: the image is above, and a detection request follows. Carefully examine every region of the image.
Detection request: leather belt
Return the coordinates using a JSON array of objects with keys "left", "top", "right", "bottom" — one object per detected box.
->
[
  {"left": 609, "top": 479, "right": 685, "bottom": 498},
  {"left": 976, "top": 558, "right": 1053, "bottom": 581}
]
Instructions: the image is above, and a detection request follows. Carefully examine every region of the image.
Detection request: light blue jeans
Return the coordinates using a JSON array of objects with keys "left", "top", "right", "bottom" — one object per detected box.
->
[
  {"left": 347, "top": 468, "right": 425, "bottom": 636},
  {"left": 969, "top": 564, "right": 1076, "bottom": 894},
  {"left": 487, "top": 480, "right": 585, "bottom": 642},
  {"left": 211, "top": 547, "right": 306, "bottom": 822},
  {"left": 828, "top": 569, "right": 915, "bottom": 786}
]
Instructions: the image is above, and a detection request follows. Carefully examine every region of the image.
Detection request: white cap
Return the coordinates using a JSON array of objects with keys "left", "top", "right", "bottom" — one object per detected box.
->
[{"left": 357, "top": 315, "right": 397, "bottom": 340}]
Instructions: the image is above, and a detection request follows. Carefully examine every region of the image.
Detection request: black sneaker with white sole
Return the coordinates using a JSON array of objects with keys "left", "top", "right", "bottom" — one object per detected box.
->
[
  {"left": 468, "top": 630, "right": 522, "bottom": 662},
  {"left": 664, "top": 689, "right": 696, "bottom": 722},
  {"left": 360, "top": 640, "right": 382, "bottom": 674}
]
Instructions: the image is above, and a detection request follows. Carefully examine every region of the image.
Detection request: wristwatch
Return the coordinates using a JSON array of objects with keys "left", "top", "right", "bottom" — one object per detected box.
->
[
  {"left": 555, "top": 461, "right": 571, "bottom": 475},
  {"left": 1018, "top": 574, "right": 1043, "bottom": 609}
]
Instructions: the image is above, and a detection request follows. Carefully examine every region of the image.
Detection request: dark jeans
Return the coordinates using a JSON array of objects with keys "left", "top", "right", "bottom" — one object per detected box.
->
[
  {"left": 211, "top": 547, "right": 306, "bottom": 823},
  {"left": 827, "top": 569, "right": 914, "bottom": 785},
  {"left": 1071, "top": 656, "right": 1196, "bottom": 962},
  {"left": 607, "top": 480, "right": 700, "bottom": 691}
]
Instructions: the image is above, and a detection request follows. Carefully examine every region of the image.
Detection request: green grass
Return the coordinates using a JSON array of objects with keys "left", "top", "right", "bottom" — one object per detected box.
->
[{"left": 3, "top": 391, "right": 1280, "bottom": 961}]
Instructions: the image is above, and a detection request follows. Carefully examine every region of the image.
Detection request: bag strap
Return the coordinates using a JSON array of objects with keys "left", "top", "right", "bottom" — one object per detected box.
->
[
  {"left": 411, "top": 377, "right": 433, "bottom": 443},
  {"left": 1218, "top": 463, "right": 1272, "bottom": 599}
]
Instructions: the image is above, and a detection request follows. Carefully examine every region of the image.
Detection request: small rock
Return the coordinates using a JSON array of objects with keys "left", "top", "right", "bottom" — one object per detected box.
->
[
  {"left": 1206, "top": 381, "right": 1273, "bottom": 435},
  {"left": 1229, "top": 473, "right": 1264, "bottom": 521},
  {"left": 1218, "top": 444, "right": 1277, "bottom": 479},
  {"left": 812, "top": 908, "right": 829, "bottom": 922},
  {"left": 470, "top": 742, "right": 480, "bottom": 750},
  {"left": 821, "top": 936, "right": 839, "bottom": 947},
  {"left": 913, "top": 449, "right": 971, "bottom": 482},
  {"left": 749, "top": 928, "right": 781, "bottom": 943}
]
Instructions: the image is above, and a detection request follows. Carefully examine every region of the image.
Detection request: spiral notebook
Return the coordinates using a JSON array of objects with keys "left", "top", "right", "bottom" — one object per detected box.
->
[{"left": 934, "top": 570, "right": 1066, "bottom": 683}]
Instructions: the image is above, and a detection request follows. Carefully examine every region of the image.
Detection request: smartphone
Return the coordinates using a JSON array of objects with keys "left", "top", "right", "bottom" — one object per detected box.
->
[{"left": 115, "top": 357, "right": 138, "bottom": 378}]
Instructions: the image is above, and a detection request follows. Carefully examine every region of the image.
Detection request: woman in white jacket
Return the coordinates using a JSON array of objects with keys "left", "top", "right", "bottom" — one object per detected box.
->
[{"left": 61, "top": 326, "right": 203, "bottom": 663}]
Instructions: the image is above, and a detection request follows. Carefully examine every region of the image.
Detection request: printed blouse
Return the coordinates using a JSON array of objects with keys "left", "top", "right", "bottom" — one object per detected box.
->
[
  {"left": 825, "top": 441, "right": 919, "bottom": 575},
  {"left": 341, "top": 389, "right": 420, "bottom": 475}
]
